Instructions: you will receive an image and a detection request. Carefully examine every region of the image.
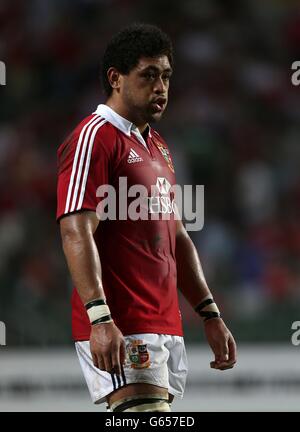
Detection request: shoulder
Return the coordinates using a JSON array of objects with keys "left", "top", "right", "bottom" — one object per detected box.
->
[
  {"left": 57, "top": 114, "right": 119, "bottom": 174},
  {"left": 58, "top": 114, "right": 118, "bottom": 158},
  {"left": 72, "top": 114, "right": 117, "bottom": 147}
]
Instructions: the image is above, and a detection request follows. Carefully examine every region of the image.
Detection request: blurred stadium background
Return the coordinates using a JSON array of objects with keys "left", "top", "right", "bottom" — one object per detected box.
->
[{"left": 0, "top": 0, "right": 300, "bottom": 411}]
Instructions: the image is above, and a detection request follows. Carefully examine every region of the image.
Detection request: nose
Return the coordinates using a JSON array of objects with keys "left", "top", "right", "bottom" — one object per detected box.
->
[{"left": 153, "top": 76, "right": 167, "bottom": 94}]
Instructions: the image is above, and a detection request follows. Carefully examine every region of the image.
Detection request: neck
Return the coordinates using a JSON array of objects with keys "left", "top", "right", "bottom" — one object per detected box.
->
[{"left": 106, "top": 97, "right": 148, "bottom": 134}]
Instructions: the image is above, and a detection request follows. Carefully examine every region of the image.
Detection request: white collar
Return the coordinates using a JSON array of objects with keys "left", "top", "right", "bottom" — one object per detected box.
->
[{"left": 93, "top": 104, "right": 151, "bottom": 148}]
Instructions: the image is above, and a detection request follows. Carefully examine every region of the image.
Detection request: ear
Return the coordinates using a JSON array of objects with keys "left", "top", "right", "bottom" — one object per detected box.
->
[{"left": 107, "top": 67, "right": 122, "bottom": 92}]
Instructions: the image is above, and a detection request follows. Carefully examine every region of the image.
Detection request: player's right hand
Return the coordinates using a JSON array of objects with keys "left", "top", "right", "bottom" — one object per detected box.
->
[
  {"left": 204, "top": 317, "right": 237, "bottom": 371},
  {"left": 90, "top": 321, "right": 126, "bottom": 376}
]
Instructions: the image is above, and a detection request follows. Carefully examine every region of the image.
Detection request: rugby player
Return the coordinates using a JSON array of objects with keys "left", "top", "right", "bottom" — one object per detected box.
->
[{"left": 57, "top": 23, "right": 236, "bottom": 412}]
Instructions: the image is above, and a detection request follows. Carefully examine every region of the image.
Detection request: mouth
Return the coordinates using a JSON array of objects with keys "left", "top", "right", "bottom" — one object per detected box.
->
[{"left": 150, "top": 97, "right": 167, "bottom": 113}]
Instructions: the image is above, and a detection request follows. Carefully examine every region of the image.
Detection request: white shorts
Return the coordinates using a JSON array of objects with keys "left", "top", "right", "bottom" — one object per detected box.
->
[{"left": 75, "top": 333, "right": 188, "bottom": 404}]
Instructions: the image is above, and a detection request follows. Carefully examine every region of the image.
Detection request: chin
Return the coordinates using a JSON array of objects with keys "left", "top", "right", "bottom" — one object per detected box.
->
[{"left": 149, "top": 111, "right": 164, "bottom": 123}]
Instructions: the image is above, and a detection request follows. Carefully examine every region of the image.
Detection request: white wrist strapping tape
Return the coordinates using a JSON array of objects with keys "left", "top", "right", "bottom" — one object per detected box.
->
[{"left": 87, "top": 304, "right": 112, "bottom": 323}]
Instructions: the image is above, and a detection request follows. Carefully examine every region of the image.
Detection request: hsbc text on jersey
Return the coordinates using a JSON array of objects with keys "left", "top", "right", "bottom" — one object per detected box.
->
[{"left": 95, "top": 177, "right": 204, "bottom": 231}]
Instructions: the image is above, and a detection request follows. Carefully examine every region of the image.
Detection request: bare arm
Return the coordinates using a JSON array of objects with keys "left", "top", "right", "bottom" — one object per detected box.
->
[
  {"left": 60, "top": 211, "right": 104, "bottom": 303},
  {"left": 176, "top": 219, "right": 237, "bottom": 370},
  {"left": 60, "top": 211, "right": 125, "bottom": 375},
  {"left": 175, "top": 219, "right": 211, "bottom": 307}
]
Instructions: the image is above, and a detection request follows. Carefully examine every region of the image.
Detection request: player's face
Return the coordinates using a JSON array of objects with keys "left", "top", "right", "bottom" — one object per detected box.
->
[{"left": 121, "top": 56, "right": 172, "bottom": 124}]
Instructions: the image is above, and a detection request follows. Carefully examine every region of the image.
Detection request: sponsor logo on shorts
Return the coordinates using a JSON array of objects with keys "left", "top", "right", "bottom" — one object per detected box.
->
[{"left": 126, "top": 339, "right": 150, "bottom": 369}]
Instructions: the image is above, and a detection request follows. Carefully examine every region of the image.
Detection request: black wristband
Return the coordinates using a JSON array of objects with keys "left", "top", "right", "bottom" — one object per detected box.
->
[
  {"left": 85, "top": 298, "right": 106, "bottom": 310},
  {"left": 91, "top": 314, "right": 113, "bottom": 325},
  {"left": 195, "top": 298, "right": 214, "bottom": 314},
  {"left": 201, "top": 311, "right": 221, "bottom": 321}
]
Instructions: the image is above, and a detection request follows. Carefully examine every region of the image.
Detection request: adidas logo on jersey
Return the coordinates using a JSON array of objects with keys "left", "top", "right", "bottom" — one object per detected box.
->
[{"left": 127, "top": 148, "right": 143, "bottom": 164}]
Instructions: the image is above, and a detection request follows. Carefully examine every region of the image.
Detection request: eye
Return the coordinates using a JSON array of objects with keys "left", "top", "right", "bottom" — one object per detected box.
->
[{"left": 144, "top": 72, "right": 156, "bottom": 81}]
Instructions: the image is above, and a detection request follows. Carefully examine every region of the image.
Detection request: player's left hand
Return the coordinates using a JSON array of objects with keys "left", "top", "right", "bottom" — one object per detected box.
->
[{"left": 203, "top": 317, "right": 237, "bottom": 371}]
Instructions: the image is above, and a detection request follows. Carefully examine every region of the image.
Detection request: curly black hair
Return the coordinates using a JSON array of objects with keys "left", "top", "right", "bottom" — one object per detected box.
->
[{"left": 101, "top": 23, "right": 174, "bottom": 96}]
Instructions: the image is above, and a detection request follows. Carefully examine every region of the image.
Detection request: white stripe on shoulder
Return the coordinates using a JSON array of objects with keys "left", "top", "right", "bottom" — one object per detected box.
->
[
  {"left": 64, "top": 115, "right": 101, "bottom": 214},
  {"left": 76, "top": 119, "right": 107, "bottom": 210},
  {"left": 70, "top": 116, "right": 105, "bottom": 212}
]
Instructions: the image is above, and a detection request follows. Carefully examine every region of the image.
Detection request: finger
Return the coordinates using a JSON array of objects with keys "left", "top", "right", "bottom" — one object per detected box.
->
[
  {"left": 102, "top": 352, "right": 113, "bottom": 373},
  {"left": 214, "top": 342, "right": 229, "bottom": 365},
  {"left": 210, "top": 361, "right": 217, "bottom": 369},
  {"left": 111, "top": 345, "right": 121, "bottom": 376},
  {"left": 211, "top": 360, "right": 235, "bottom": 370},
  {"left": 219, "top": 364, "right": 234, "bottom": 370},
  {"left": 94, "top": 353, "right": 105, "bottom": 371},
  {"left": 98, "top": 356, "right": 106, "bottom": 371},
  {"left": 219, "top": 342, "right": 229, "bottom": 362},
  {"left": 120, "top": 340, "right": 126, "bottom": 365},
  {"left": 210, "top": 361, "right": 225, "bottom": 369},
  {"left": 93, "top": 351, "right": 106, "bottom": 371},
  {"left": 228, "top": 336, "right": 237, "bottom": 364},
  {"left": 216, "top": 363, "right": 235, "bottom": 371}
]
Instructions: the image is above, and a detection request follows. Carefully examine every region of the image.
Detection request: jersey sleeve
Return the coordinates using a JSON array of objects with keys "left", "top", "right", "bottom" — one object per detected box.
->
[{"left": 56, "top": 116, "right": 110, "bottom": 221}]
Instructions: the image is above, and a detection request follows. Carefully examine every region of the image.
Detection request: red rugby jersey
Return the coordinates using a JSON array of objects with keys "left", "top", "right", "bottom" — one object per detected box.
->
[{"left": 57, "top": 104, "right": 183, "bottom": 340}]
